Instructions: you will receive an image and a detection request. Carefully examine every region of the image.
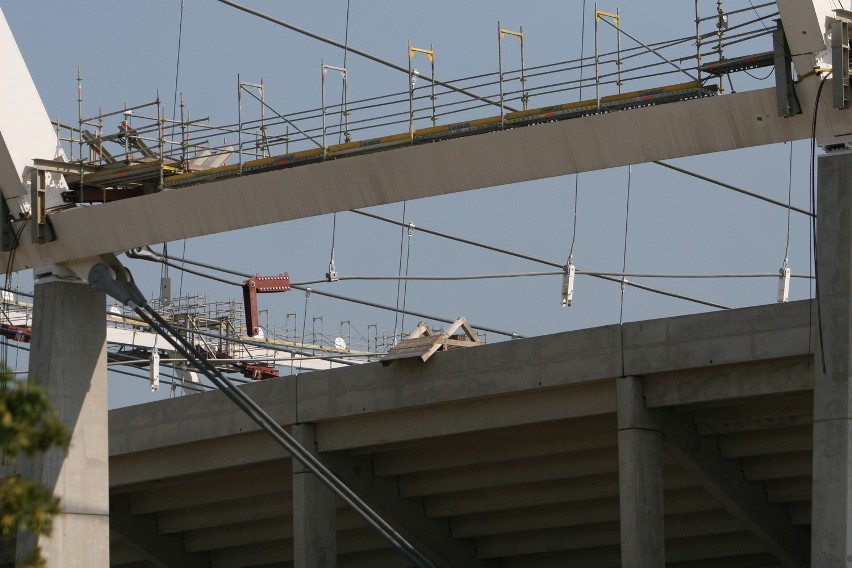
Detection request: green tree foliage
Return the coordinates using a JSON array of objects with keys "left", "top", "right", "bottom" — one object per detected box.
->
[{"left": 0, "top": 367, "right": 69, "bottom": 567}]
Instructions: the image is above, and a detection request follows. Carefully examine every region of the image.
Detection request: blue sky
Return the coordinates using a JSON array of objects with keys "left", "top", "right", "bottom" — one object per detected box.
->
[{"left": 0, "top": 1, "right": 814, "bottom": 406}]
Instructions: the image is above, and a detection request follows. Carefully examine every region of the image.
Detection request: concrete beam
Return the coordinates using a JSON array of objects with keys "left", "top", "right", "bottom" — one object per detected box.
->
[
  {"left": 291, "top": 424, "right": 336, "bottom": 568},
  {"left": 110, "top": 494, "right": 210, "bottom": 568},
  {"left": 450, "top": 488, "right": 720, "bottom": 539},
  {"left": 129, "top": 463, "right": 292, "bottom": 514},
  {"left": 373, "top": 428, "right": 617, "bottom": 476},
  {"left": 398, "top": 445, "right": 624, "bottom": 498},
  {"left": 316, "top": 382, "right": 617, "bottom": 452},
  {"left": 299, "top": 324, "right": 621, "bottom": 423},
  {"left": 617, "top": 376, "right": 665, "bottom": 567},
  {"left": 500, "top": 546, "right": 621, "bottom": 568},
  {"left": 623, "top": 300, "right": 812, "bottom": 377},
  {"left": 182, "top": 510, "right": 363, "bottom": 554},
  {"left": 643, "top": 356, "right": 812, "bottom": 408},
  {"left": 741, "top": 451, "right": 812, "bottom": 482},
  {"left": 109, "top": 377, "right": 296, "bottom": 456},
  {"left": 476, "top": 510, "right": 740, "bottom": 559},
  {"left": 111, "top": 433, "right": 288, "bottom": 488},
  {"left": 6, "top": 81, "right": 852, "bottom": 272},
  {"left": 423, "top": 466, "right": 697, "bottom": 518},
  {"left": 716, "top": 425, "right": 813, "bottom": 459},
  {"left": 695, "top": 394, "right": 813, "bottom": 436},
  {"left": 656, "top": 408, "right": 808, "bottom": 568},
  {"left": 321, "top": 450, "right": 491, "bottom": 568},
  {"left": 157, "top": 491, "right": 294, "bottom": 534},
  {"left": 214, "top": 528, "right": 395, "bottom": 568}
]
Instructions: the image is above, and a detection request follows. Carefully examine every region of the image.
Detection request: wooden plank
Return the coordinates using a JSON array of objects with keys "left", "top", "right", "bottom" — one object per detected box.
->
[
  {"left": 407, "top": 322, "right": 433, "bottom": 338},
  {"left": 394, "top": 336, "right": 442, "bottom": 349},
  {"left": 459, "top": 320, "right": 479, "bottom": 342},
  {"left": 443, "top": 338, "right": 483, "bottom": 348}
]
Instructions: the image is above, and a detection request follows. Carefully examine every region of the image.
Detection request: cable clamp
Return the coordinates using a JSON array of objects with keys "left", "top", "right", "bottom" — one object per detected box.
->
[
  {"left": 777, "top": 260, "right": 791, "bottom": 303},
  {"left": 326, "top": 260, "right": 339, "bottom": 282},
  {"left": 561, "top": 260, "right": 576, "bottom": 307}
]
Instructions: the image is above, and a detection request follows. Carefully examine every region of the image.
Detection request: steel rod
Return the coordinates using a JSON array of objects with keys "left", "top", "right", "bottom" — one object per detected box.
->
[{"left": 216, "top": 0, "right": 519, "bottom": 112}]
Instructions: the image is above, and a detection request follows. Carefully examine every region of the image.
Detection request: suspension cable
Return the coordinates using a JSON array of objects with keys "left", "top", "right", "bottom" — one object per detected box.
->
[
  {"left": 784, "top": 142, "right": 794, "bottom": 264},
  {"left": 127, "top": 248, "right": 525, "bottom": 338},
  {"left": 393, "top": 202, "right": 407, "bottom": 340},
  {"left": 568, "top": 0, "right": 588, "bottom": 263},
  {"left": 654, "top": 161, "right": 814, "bottom": 217},
  {"left": 400, "top": 223, "right": 414, "bottom": 334},
  {"left": 620, "top": 165, "right": 633, "bottom": 325},
  {"left": 351, "top": 210, "right": 730, "bottom": 309},
  {"left": 216, "top": 0, "right": 519, "bottom": 113}
]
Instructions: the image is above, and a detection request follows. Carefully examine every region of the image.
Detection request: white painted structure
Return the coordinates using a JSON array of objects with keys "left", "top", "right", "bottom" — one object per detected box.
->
[{"left": 0, "top": 7, "right": 65, "bottom": 219}]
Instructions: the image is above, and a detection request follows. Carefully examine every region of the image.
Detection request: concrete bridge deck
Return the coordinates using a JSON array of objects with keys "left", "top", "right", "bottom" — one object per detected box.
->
[{"left": 4, "top": 298, "right": 807, "bottom": 567}]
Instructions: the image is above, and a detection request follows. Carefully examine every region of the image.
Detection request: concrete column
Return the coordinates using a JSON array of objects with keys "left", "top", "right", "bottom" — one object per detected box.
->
[
  {"left": 617, "top": 375, "right": 665, "bottom": 568},
  {"left": 16, "top": 280, "right": 109, "bottom": 566},
  {"left": 812, "top": 149, "right": 852, "bottom": 567},
  {"left": 292, "top": 423, "right": 336, "bottom": 567}
]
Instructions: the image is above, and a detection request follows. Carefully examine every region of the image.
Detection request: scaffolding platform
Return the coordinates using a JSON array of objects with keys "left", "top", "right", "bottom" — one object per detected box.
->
[{"left": 699, "top": 51, "right": 774, "bottom": 76}]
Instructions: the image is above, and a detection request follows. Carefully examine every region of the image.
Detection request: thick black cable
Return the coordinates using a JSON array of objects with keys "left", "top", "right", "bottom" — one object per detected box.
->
[
  {"left": 811, "top": 77, "right": 828, "bottom": 373},
  {"left": 744, "top": 67, "right": 774, "bottom": 81},
  {"left": 130, "top": 302, "right": 434, "bottom": 567}
]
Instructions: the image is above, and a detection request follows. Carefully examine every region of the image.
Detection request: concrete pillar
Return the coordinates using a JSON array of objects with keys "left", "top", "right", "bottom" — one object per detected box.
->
[
  {"left": 617, "top": 375, "right": 665, "bottom": 567},
  {"left": 16, "top": 280, "right": 109, "bottom": 566},
  {"left": 812, "top": 149, "right": 852, "bottom": 567},
  {"left": 292, "top": 423, "right": 336, "bottom": 567}
]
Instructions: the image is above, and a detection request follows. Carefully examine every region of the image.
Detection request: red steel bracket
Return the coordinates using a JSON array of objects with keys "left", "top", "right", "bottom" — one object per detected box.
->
[
  {"left": 242, "top": 273, "right": 291, "bottom": 337},
  {"left": 240, "top": 363, "right": 280, "bottom": 381}
]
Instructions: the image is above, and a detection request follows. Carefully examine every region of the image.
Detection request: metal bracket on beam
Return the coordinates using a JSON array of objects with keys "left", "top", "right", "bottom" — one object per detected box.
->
[
  {"left": 88, "top": 261, "right": 147, "bottom": 307},
  {"left": 833, "top": 18, "right": 851, "bottom": 110},
  {"left": 242, "top": 273, "right": 291, "bottom": 337},
  {"left": 30, "top": 169, "right": 56, "bottom": 244},
  {"left": 774, "top": 21, "right": 802, "bottom": 117},
  {"left": 0, "top": 199, "right": 16, "bottom": 252}
]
